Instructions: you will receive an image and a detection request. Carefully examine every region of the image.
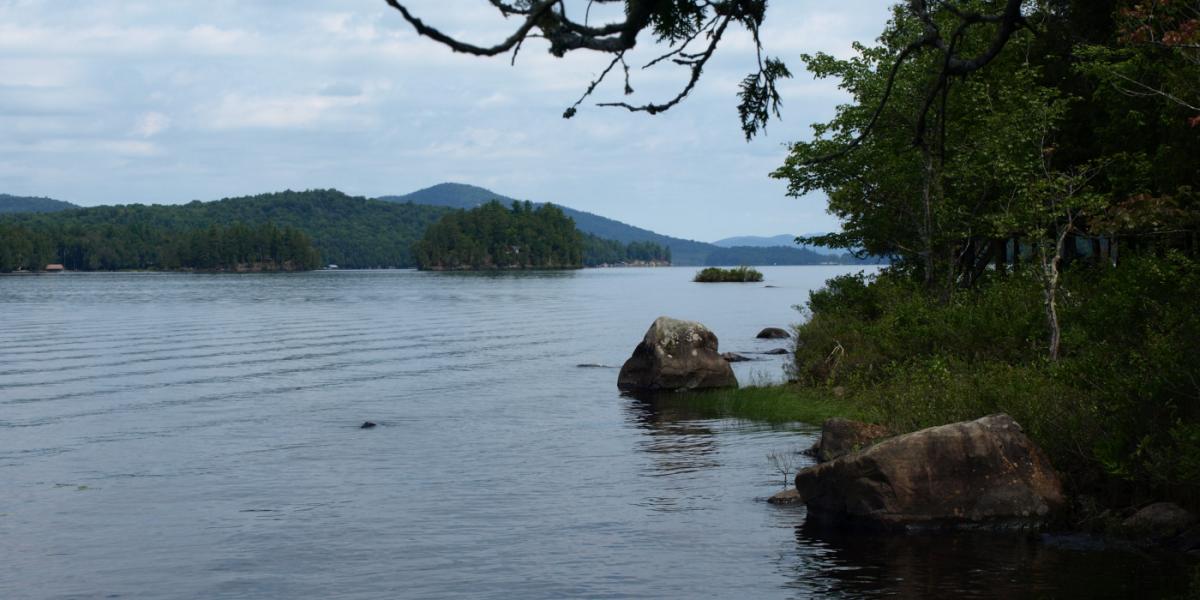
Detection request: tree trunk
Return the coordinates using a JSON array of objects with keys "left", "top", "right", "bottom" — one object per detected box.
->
[
  {"left": 1040, "top": 225, "right": 1072, "bottom": 361},
  {"left": 920, "top": 147, "right": 936, "bottom": 289}
]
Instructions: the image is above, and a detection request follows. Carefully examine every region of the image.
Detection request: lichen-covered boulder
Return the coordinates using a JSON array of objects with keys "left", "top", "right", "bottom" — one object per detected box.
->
[
  {"left": 812, "top": 418, "right": 892, "bottom": 463},
  {"left": 617, "top": 317, "right": 737, "bottom": 393},
  {"left": 794, "top": 414, "right": 1065, "bottom": 530}
]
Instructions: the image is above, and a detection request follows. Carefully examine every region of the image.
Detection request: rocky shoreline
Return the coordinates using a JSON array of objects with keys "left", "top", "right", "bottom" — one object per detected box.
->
[{"left": 616, "top": 316, "right": 1200, "bottom": 555}]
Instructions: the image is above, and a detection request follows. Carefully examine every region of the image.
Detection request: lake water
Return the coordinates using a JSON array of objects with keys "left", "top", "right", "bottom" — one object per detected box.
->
[{"left": 0, "top": 267, "right": 1190, "bottom": 599}]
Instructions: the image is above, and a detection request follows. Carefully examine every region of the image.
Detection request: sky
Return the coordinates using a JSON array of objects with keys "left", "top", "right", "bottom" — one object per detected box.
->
[{"left": 0, "top": 0, "right": 896, "bottom": 241}]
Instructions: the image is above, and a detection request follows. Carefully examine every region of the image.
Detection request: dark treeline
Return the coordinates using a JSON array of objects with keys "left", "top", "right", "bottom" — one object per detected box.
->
[
  {"left": 0, "top": 220, "right": 319, "bottom": 272},
  {"left": 704, "top": 245, "right": 877, "bottom": 266},
  {"left": 413, "top": 201, "right": 583, "bottom": 270},
  {"left": 0, "top": 190, "right": 450, "bottom": 270},
  {"left": 0, "top": 221, "right": 320, "bottom": 272},
  {"left": 582, "top": 233, "right": 671, "bottom": 266},
  {"left": 777, "top": 1, "right": 1200, "bottom": 510}
]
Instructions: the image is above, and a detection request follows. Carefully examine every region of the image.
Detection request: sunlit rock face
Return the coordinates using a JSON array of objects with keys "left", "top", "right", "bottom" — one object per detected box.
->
[
  {"left": 795, "top": 414, "right": 1066, "bottom": 530},
  {"left": 617, "top": 316, "right": 738, "bottom": 394}
]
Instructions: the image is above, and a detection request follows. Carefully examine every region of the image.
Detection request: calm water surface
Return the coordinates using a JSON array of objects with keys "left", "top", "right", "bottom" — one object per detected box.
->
[{"left": 0, "top": 267, "right": 1189, "bottom": 599}]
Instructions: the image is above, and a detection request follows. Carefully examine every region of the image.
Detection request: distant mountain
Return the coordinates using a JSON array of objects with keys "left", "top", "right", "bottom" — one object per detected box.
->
[
  {"left": 0, "top": 194, "right": 78, "bottom": 214},
  {"left": 705, "top": 246, "right": 878, "bottom": 266},
  {"left": 712, "top": 233, "right": 843, "bottom": 256},
  {"left": 380, "top": 182, "right": 719, "bottom": 265}
]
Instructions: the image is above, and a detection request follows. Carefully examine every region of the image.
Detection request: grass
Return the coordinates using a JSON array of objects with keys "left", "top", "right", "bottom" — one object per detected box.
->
[
  {"left": 664, "top": 384, "right": 868, "bottom": 425},
  {"left": 693, "top": 266, "right": 764, "bottom": 283}
]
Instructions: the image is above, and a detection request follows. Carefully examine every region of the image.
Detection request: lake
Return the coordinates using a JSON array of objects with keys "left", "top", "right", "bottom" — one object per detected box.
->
[{"left": 0, "top": 267, "right": 1189, "bottom": 599}]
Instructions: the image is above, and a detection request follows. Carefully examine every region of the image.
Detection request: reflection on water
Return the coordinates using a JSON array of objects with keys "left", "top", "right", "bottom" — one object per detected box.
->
[
  {"left": 625, "top": 398, "right": 721, "bottom": 478},
  {"left": 787, "top": 516, "right": 1193, "bottom": 598}
]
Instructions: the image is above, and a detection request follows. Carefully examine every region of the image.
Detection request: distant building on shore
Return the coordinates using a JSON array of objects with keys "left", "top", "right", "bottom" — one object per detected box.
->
[{"left": 44, "top": 264, "right": 64, "bottom": 272}]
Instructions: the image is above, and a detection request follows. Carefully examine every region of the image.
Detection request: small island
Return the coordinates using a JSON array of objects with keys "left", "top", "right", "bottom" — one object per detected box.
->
[
  {"left": 413, "top": 200, "right": 584, "bottom": 270},
  {"left": 693, "top": 266, "right": 763, "bottom": 282},
  {"left": 413, "top": 200, "right": 673, "bottom": 271}
]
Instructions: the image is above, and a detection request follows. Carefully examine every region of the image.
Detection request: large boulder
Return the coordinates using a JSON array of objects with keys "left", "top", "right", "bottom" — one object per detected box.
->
[
  {"left": 812, "top": 418, "right": 892, "bottom": 463},
  {"left": 794, "top": 414, "right": 1065, "bottom": 530},
  {"left": 1121, "top": 502, "right": 1197, "bottom": 540},
  {"left": 617, "top": 317, "right": 738, "bottom": 393}
]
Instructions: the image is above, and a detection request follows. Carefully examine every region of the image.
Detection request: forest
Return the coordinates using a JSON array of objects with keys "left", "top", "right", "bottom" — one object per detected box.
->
[
  {"left": 413, "top": 201, "right": 585, "bottom": 270},
  {"left": 582, "top": 234, "right": 671, "bottom": 266},
  {"left": 0, "top": 190, "right": 450, "bottom": 271},
  {"left": 0, "top": 220, "right": 320, "bottom": 272},
  {"left": 766, "top": 1, "right": 1200, "bottom": 512}
]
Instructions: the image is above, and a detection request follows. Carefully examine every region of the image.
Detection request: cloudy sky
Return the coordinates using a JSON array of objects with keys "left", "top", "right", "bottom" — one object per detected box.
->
[{"left": 0, "top": 0, "right": 895, "bottom": 241}]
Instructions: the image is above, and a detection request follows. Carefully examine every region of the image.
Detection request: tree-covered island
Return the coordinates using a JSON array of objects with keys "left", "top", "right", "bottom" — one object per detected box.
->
[
  {"left": 414, "top": 200, "right": 669, "bottom": 270},
  {"left": 413, "top": 201, "right": 583, "bottom": 270}
]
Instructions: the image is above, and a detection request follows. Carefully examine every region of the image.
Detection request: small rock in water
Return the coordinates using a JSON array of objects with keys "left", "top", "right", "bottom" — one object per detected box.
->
[
  {"left": 757, "top": 327, "right": 791, "bottom": 339},
  {"left": 360, "top": 421, "right": 377, "bottom": 429},
  {"left": 768, "top": 488, "right": 802, "bottom": 505},
  {"left": 764, "top": 348, "right": 790, "bottom": 355},
  {"left": 721, "top": 352, "right": 754, "bottom": 362},
  {"left": 576, "top": 363, "right": 612, "bottom": 369}
]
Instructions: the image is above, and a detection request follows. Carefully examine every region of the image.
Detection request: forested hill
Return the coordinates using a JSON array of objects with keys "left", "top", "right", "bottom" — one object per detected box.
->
[
  {"left": 380, "top": 183, "right": 717, "bottom": 265},
  {"left": 0, "top": 190, "right": 450, "bottom": 270},
  {"left": 0, "top": 194, "right": 79, "bottom": 214},
  {"left": 712, "top": 233, "right": 843, "bottom": 256}
]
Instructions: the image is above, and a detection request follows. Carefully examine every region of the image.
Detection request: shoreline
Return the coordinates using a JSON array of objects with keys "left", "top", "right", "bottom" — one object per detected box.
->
[{"left": 668, "top": 382, "right": 1200, "bottom": 561}]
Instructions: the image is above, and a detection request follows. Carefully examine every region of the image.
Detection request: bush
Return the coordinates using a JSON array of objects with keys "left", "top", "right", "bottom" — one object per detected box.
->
[
  {"left": 693, "top": 266, "right": 763, "bottom": 282},
  {"left": 791, "top": 255, "right": 1200, "bottom": 510}
]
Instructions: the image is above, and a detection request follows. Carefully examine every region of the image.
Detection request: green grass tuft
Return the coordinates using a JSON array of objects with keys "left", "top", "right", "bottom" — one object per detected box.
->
[{"left": 663, "top": 384, "right": 868, "bottom": 424}]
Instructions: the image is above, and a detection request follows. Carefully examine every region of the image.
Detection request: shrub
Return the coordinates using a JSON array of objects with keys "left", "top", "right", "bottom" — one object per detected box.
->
[
  {"left": 792, "top": 255, "right": 1200, "bottom": 509},
  {"left": 693, "top": 266, "right": 763, "bottom": 282}
]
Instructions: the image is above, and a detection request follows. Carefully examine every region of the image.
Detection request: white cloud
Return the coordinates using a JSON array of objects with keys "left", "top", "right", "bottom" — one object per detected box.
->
[
  {"left": 205, "top": 93, "right": 368, "bottom": 130},
  {"left": 132, "top": 112, "right": 170, "bottom": 137}
]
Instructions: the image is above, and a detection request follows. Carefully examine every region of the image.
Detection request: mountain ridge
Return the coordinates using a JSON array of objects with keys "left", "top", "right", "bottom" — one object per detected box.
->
[
  {"left": 712, "top": 233, "right": 843, "bottom": 256},
  {"left": 0, "top": 193, "right": 79, "bottom": 214},
  {"left": 378, "top": 183, "right": 853, "bottom": 266}
]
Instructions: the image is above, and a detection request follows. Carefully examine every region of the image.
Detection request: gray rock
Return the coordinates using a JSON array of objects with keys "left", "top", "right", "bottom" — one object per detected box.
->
[
  {"left": 721, "top": 352, "right": 754, "bottom": 362},
  {"left": 757, "top": 327, "right": 791, "bottom": 339},
  {"left": 617, "top": 317, "right": 738, "bottom": 393},
  {"left": 763, "top": 348, "right": 790, "bottom": 355},
  {"left": 794, "top": 414, "right": 1066, "bottom": 530},
  {"left": 1121, "top": 502, "right": 1197, "bottom": 540}
]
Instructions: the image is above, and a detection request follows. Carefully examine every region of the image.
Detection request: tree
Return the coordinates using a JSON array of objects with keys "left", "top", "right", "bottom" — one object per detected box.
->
[
  {"left": 766, "top": 447, "right": 801, "bottom": 489},
  {"left": 384, "top": 0, "right": 1033, "bottom": 140}
]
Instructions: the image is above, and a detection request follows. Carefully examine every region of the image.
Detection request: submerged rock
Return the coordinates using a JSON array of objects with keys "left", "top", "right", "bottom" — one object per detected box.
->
[
  {"left": 812, "top": 418, "right": 892, "bottom": 463},
  {"left": 756, "top": 327, "right": 791, "bottom": 339},
  {"left": 794, "top": 414, "right": 1065, "bottom": 530},
  {"left": 617, "top": 316, "right": 737, "bottom": 393},
  {"left": 1121, "top": 502, "right": 1197, "bottom": 540},
  {"left": 721, "top": 352, "right": 754, "bottom": 363},
  {"left": 763, "top": 348, "right": 790, "bottom": 355},
  {"left": 768, "top": 488, "right": 802, "bottom": 505},
  {"left": 360, "top": 421, "right": 377, "bottom": 429}
]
